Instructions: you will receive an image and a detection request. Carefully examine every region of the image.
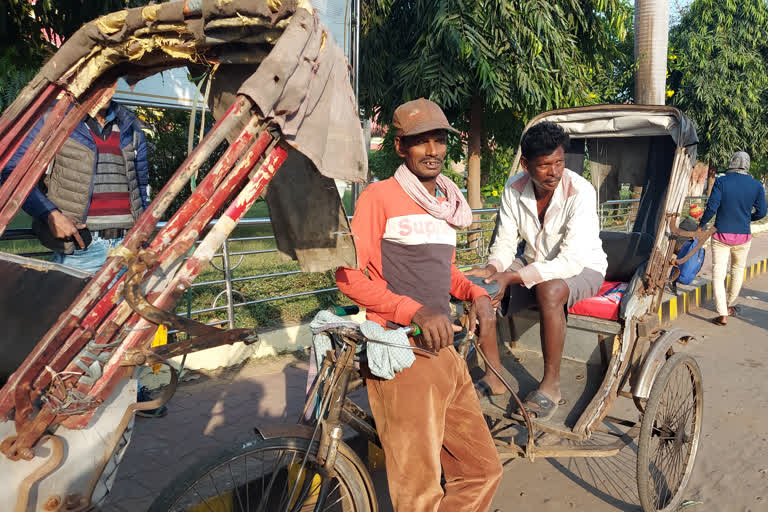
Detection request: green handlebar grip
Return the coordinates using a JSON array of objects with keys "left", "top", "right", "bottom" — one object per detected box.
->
[
  {"left": 409, "top": 323, "right": 421, "bottom": 336},
  {"left": 330, "top": 305, "right": 360, "bottom": 316}
]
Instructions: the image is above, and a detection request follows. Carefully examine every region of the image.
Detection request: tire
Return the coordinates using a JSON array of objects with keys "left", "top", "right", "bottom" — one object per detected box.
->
[
  {"left": 636, "top": 353, "right": 703, "bottom": 512},
  {"left": 148, "top": 436, "right": 376, "bottom": 512}
]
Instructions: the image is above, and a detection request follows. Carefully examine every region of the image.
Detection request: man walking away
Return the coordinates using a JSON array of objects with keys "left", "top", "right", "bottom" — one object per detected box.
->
[{"left": 699, "top": 151, "right": 767, "bottom": 325}]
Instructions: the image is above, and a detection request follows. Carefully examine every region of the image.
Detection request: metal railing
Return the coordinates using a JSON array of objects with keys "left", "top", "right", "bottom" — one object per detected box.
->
[
  {"left": 1, "top": 195, "right": 719, "bottom": 329},
  {"left": 187, "top": 211, "right": 499, "bottom": 328},
  {"left": 599, "top": 195, "right": 708, "bottom": 232},
  {"left": 0, "top": 210, "right": 499, "bottom": 329}
]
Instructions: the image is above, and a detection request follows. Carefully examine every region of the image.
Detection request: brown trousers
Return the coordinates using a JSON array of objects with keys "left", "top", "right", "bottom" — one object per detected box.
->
[{"left": 367, "top": 346, "right": 503, "bottom": 511}]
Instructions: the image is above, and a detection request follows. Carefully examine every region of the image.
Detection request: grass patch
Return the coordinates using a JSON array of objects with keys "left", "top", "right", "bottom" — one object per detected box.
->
[{"left": 1, "top": 192, "right": 494, "bottom": 331}]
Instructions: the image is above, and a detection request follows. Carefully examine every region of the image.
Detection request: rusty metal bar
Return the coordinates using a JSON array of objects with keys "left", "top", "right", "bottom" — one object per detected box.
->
[
  {"left": 81, "top": 145, "right": 289, "bottom": 415},
  {"left": 0, "top": 96, "right": 253, "bottom": 419},
  {"left": 29, "top": 110, "right": 265, "bottom": 397},
  {"left": 57, "top": 140, "right": 286, "bottom": 430},
  {"left": 0, "top": 83, "right": 59, "bottom": 174},
  {"left": 119, "top": 329, "right": 259, "bottom": 367},
  {"left": 0, "top": 96, "right": 73, "bottom": 224},
  {"left": 0, "top": 87, "right": 115, "bottom": 234}
]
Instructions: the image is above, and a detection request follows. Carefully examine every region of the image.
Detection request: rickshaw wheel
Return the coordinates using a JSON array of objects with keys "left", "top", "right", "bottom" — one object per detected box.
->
[
  {"left": 148, "top": 437, "right": 374, "bottom": 512},
  {"left": 636, "top": 353, "right": 703, "bottom": 512}
]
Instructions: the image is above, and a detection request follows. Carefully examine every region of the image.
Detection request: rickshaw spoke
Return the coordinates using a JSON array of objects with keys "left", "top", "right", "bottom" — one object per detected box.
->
[
  {"left": 277, "top": 451, "right": 299, "bottom": 511},
  {"left": 191, "top": 486, "right": 217, "bottom": 512},
  {"left": 208, "top": 472, "right": 223, "bottom": 504},
  {"left": 322, "top": 483, "right": 345, "bottom": 511},
  {"left": 228, "top": 462, "right": 246, "bottom": 511},
  {"left": 256, "top": 449, "right": 291, "bottom": 512}
]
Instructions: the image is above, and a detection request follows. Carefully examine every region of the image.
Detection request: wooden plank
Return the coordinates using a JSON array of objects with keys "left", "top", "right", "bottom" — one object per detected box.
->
[{"left": 567, "top": 314, "right": 622, "bottom": 334}]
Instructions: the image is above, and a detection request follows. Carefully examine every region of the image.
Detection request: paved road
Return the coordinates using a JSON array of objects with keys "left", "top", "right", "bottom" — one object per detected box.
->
[
  {"left": 490, "top": 271, "right": 768, "bottom": 512},
  {"left": 104, "top": 272, "right": 768, "bottom": 512}
]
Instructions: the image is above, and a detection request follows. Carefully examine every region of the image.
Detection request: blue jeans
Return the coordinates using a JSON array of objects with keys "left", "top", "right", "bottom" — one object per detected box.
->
[{"left": 51, "top": 235, "right": 125, "bottom": 274}]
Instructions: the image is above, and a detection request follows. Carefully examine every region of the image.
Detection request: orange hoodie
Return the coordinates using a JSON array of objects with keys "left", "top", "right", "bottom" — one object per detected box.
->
[{"left": 335, "top": 178, "right": 487, "bottom": 328}]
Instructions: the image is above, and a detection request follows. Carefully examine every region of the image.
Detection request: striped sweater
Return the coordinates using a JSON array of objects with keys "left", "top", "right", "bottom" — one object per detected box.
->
[
  {"left": 335, "top": 177, "right": 487, "bottom": 328},
  {"left": 85, "top": 124, "right": 134, "bottom": 230}
]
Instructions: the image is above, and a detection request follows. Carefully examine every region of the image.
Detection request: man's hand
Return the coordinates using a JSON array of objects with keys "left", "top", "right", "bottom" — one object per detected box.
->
[
  {"left": 412, "top": 306, "right": 461, "bottom": 352},
  {"left": 467, "top": 295, "right": 495, "bottom": 338},
  {"left": 485, "top": 271, "right": 522, "bottom": 308},
  {"left": 46, "top": 210, "right": 87, "bottom": 249},
  {"left": 464, "top": 264, "right": 498, "bottom": 279}
]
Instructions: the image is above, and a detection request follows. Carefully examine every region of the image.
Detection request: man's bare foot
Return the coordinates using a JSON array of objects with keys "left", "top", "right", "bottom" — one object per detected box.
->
[{"left": 712, "top": 315, "right": 727, "bottom": 326}]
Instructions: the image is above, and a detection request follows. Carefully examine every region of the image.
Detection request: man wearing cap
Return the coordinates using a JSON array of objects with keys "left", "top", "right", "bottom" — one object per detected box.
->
[
  {"left": 335, "top": 98, "right": 503, "bottom": 511},
  {"left": 698, "top": 151, "right": 767, "bottom": 325}
]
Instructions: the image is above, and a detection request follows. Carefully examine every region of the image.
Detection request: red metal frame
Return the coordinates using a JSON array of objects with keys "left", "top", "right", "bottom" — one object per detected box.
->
[{"left": 0, "top": 90, "right": 292, "bottom": 454}]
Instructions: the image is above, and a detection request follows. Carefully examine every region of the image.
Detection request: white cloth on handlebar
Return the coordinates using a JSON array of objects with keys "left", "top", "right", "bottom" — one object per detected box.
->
[
  {"left": 309, "top": 310, "right": 414, "bottom": 381},
  {"left": 359, "top": 321, "right": 415, "bottom": 380}
]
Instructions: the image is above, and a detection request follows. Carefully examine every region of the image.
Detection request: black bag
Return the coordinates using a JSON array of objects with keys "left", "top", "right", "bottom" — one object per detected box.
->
[{"left": 32, "top": 217, "right": 92, "bottom": 254}]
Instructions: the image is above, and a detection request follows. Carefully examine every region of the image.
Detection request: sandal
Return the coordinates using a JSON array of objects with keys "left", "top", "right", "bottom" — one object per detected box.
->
[
  {"left": 711, "top": 316, "right": 727, "bottom": 326},
  {"left": 522, "top": 390, "right": 558, "bottom": 421},
  {"left": 474, "top": 380, "right": 512, "bottom": 410},
  {"left": 474, "top": 379, "right": 506, "bottom": 399}
]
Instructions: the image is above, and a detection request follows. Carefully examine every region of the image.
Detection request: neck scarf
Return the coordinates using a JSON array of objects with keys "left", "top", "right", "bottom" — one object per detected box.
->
[{"left": 393, "top": 164, "right": 473, "bottom": 228}]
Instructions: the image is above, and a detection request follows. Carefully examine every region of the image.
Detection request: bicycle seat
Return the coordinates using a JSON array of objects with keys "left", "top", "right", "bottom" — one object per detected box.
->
[{"left": 464, "top": 274, "right": 500, "bottom": 297}]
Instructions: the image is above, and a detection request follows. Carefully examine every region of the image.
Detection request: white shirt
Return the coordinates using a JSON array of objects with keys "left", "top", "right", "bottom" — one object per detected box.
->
[{"left": 487, "top": 169, "right": 607, "bottom": 288}]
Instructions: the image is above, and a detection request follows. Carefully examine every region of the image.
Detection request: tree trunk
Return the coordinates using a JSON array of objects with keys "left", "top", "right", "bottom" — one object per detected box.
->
[
  {"left": 634, "top": 0, "right": 670, "bottom": 105},
  {"left": 706, "top": 160, "right": 716, "bottom": 196},
  {"left": 467, "top": 95, "right": 483, "bottom": 210},
  {"left": 467, "top": 95, "right": 483, "bottom": 252}
]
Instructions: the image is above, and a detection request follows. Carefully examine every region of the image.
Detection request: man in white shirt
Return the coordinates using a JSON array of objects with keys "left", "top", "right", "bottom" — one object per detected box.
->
[{"left": 467, "top": 121, "right": 607, "bottom": 420}]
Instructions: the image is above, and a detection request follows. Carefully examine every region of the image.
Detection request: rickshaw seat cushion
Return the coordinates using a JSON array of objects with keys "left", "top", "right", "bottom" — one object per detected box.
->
[
  {"left": 599, "top": 231, "right": 654, "bottom": 282},
  {"left": 568, "top": 281, "right": 627, "bottom": 321}
]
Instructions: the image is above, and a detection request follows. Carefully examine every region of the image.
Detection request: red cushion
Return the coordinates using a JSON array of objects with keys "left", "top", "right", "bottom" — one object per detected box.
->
[{"left": 567, "top": 281, "right": 627, "bottom": 321}]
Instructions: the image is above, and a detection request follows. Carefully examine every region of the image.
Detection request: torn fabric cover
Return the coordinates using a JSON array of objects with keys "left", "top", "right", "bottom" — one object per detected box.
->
[
  {"left": 201, "top": 0, "right": 298, "bottom": 25},
  {"left": 12, "top": 0, "right": 362, "bottom": 272},
  {"left": 207, "top": 9, "right": 365, "bottom": 272},
  {"left": 237, "top": 8, "right": 367, "bottom": 183}
]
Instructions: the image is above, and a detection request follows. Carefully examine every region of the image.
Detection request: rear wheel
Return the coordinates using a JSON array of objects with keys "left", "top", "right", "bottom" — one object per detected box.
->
[
  {"left": 636, "top": 353, "right": 703, "bottom": 512},
  {"left": 148, "top": 437, "right": 375, "bottom": 512}
]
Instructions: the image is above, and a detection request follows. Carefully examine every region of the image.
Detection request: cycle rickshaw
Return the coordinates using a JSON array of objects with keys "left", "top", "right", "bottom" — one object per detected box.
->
[
  {"left": 148, "top": 108, "right": 710, "bottom": 512},
  {"left": 0, "top": 2, "right": 707, "bottom": 511}
]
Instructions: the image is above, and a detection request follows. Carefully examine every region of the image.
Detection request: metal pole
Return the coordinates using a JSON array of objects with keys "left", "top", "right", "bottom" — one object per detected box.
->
[
  {"left": 222, "top": 238, "right": 236, "bottom": 329},
  {"left": 350, "top": 0, "right": 362, "bottom": 212}
]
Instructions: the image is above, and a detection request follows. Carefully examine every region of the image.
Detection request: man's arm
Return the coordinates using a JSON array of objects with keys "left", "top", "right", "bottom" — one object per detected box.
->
[
  {"left": 334, "top": 186, "right": 422, "bottom": 327},
  {"left": 134, "top": 125, "right": 150, "bottom": 210},
  {"left": 751, "top": 183, "right": 767, "bottom": 222},
  {"left": 1, "top": 117, "right": 58, "bottom": 219},
  {"left": 486, "top": 181, "right": 520, "bottom": 273},
  {"left": 517, "top": 186, "right": 599, "bottom": 287},
  {"left": 699, "top": 179, "right": 721, "bottom": 228}
]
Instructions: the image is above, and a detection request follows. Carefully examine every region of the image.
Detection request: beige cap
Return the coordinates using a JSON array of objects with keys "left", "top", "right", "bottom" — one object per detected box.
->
[{"left": 392, "top": 98, "right": 458, "bottom": 137}]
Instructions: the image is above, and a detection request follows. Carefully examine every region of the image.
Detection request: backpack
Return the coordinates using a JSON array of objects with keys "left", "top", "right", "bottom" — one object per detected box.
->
[{"left": 676, "top": 239, "right": 706, "bottom": 285}]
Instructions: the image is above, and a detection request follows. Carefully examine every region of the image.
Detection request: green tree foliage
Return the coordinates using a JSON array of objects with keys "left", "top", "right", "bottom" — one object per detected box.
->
[
  {"left": 0, "top": 0, "right": 156, "bottom": 114},
  {"left": 668, "top": 0, "right": 768, "bottom": 168},
  {"left": 0, "top": 0, "right": 152, "bottom": 63},
  {"left": 360, "top": 0, "right": 631, "bottom": 205}
]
